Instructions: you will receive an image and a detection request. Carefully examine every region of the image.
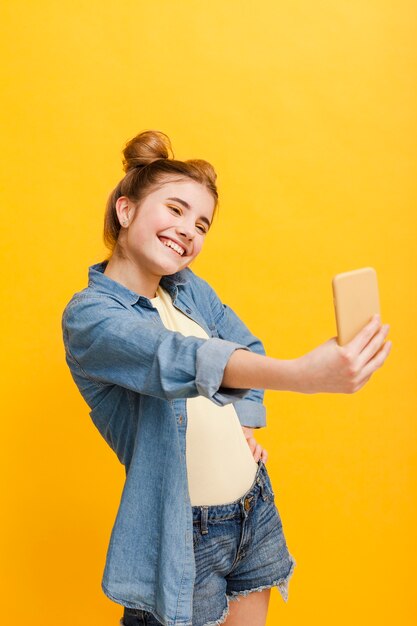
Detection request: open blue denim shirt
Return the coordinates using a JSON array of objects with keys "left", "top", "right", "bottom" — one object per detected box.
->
[{"left": 61, "top": 260, "right": 266, "bottom": 626}]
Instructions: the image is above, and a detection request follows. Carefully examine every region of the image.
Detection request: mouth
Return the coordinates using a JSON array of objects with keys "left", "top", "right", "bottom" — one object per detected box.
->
[{"left": 158, "top": 236, "right": 187, "bottom": 257}]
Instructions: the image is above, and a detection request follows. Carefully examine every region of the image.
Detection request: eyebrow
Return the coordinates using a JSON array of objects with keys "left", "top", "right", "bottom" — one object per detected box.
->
[{"left": 166, "top": 197, "right": 212, "bottom": 229}]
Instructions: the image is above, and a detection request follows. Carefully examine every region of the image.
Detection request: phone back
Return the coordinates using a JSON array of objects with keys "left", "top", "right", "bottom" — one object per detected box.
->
[{"left": 332, "top": 267, "right": 380, "bottom": 346}]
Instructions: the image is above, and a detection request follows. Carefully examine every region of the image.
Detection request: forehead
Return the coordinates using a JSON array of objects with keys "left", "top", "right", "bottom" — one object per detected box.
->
[{"left": 149, "top": 179, "right": 215, "bottom": 211}]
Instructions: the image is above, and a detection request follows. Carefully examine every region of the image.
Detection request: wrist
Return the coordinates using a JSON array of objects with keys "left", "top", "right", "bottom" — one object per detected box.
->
[
  {"left": 288, "top": 354, "right": 315, "bottom": 394},
  {"left": 288, "top": 355, "right": 309, "bottom": 393}
]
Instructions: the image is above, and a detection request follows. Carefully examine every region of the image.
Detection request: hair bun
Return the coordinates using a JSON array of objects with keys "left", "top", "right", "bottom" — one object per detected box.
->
[{"left": 122, "top": 130, "right": 174, "bottom": 173}]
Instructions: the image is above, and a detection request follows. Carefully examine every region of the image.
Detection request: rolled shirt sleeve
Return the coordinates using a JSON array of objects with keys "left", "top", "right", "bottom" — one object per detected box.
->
[
  {"left": 62, "top": 296, "right": 250, "bottom": 406},
  {"left": 232, "top": 398, "right": 266, "bottom": 428},
  {"left": 195, "top": 337, "right": 250, "bottom": 405}
]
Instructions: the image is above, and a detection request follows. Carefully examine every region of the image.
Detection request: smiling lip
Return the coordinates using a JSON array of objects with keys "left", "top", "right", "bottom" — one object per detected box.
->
[{"left": 158, "top": 236, "right": 188, "bottom": 256}]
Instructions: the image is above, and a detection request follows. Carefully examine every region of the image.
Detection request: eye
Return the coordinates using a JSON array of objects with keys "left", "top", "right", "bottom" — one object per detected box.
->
[
  {"left": 167, "top": 204, "right": 182, "bottom": 215},
  {"left": 196, "top": 223, "right": 208, "bottom": 234}
]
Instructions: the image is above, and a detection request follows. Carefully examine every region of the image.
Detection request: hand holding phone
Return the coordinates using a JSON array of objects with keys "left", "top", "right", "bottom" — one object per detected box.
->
[
  {"left": 332, "top": 267, "right": 381, "bottom": 346},
  {"left": 290, "top": 267, "right": 392, "bottom": 394},
  {"left": 294, "top": 313, "right": 392, "bottom": 394}
]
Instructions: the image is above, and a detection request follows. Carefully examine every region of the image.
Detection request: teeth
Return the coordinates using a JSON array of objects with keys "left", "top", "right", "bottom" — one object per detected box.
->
[{"left": 162, "top": 239, "right": 185, "bottom": 256}]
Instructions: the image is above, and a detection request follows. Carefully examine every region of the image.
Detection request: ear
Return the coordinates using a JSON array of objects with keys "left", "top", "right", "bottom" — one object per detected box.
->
[{"left": 115, "top": 196, "right": 135, "bottom": 228}]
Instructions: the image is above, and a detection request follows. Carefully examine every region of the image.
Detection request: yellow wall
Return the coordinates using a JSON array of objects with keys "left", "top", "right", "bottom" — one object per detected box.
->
[{"left": 1, "top": 1, "right": 416, "bottom": 624}]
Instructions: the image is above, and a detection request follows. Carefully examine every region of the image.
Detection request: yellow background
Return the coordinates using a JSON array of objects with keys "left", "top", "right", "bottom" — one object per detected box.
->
[{"left": 1, "top": 1, "right": 416, "bottom": 624}]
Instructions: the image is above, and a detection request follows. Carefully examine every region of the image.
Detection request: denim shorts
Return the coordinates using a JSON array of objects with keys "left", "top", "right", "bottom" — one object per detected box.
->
[{"left": 121, "top": 459, "right": 296, "bottom": 626}]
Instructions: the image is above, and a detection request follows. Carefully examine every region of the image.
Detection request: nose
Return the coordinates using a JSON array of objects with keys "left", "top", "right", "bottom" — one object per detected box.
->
[{"left": 176, "top": 216, "right": 195, "bottom": 240}]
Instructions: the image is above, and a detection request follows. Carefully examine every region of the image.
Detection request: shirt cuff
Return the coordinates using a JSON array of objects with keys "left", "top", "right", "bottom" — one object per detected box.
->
[
  {"left": 195, "top": 338, "right": 250, "bottom": 406},
  {"left": 233, "top": 399, "right": 266, "bottom": 428}
]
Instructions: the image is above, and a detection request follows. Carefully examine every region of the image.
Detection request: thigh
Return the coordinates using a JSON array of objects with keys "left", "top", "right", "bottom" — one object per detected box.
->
[{"left": 224, "top": 588, "right": 271, "bottom": 626}]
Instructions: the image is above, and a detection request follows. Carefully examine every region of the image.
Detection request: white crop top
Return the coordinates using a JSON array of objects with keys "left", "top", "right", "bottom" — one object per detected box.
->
[{"left": 150, "top": 285, "right": 258, "bottom": 506}]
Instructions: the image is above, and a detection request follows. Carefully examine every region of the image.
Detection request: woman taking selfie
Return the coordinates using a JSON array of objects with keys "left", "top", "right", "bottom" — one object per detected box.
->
[{"left": 62, "top": 130, "right": 392, "bottom": 626}]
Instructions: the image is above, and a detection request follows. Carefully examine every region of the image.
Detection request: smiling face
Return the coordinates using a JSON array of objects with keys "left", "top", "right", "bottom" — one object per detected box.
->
[{"left": 116, "top": 178, "right": 216, "bottom": 287}]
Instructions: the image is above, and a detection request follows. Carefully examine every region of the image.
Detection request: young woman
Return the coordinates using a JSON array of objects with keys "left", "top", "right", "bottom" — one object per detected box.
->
[{"left": 62, "top": 130, "right": 392, "bottom": 626}]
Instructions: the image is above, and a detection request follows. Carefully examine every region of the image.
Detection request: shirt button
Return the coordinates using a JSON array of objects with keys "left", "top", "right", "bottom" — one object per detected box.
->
[
  {"left": 178, "top": 415, "right": 183, "bottom": 424},
  {"left": 244, "top": 497, "right": 251, "bottom": 511},
  {"left": 186, "top": 308, "right": 192, "bottom": 314}
]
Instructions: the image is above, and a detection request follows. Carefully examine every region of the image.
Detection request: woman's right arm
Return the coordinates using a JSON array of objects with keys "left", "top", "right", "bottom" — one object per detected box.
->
[
  {"left": 222, "top": 314, "right": 392, "bottom": 394},
  {"left": 63, "top": 296, "right": 391, "bottom": 403}
]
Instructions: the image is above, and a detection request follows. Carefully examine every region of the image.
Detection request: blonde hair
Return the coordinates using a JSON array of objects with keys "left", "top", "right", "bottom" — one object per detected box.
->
[{"left": 103, "top": 130, "right": 218, "bottom": 259}]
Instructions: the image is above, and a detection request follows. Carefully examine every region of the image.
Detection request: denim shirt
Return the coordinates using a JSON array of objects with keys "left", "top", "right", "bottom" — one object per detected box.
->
[{"left": 61, "top": 260, "right": 266, "bottom": 626}]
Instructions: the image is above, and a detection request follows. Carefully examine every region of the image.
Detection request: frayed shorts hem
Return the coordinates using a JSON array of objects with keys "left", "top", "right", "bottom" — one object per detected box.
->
[
  {"left": 227, "top": 551, "right": 296, "bottom": 605},
  {"left": 201, "top": 552, "right": 297, "bottom": 626}
]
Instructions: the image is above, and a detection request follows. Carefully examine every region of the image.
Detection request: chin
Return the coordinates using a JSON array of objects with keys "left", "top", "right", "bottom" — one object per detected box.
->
[
  {"left": 153, "top": 251, "right": 191, "bottom": 275},
  {"left": 157, "top": 261, "right": 186, "bottom": 276},
  {"left": 167, "top": 263, "right": 188, "bottom": 275}
]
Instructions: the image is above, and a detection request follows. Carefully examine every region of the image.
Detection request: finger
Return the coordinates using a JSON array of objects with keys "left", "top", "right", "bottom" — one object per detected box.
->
[
  {"left": 357, "top": 323, "right": 390, "bottom": 370},
  {"left": 353, "top": 373, "right": 372, "bottom": 392},
  {"left": 356, "top": 339, "right": 392, "bottom": 384},
  {"left": 252, "top": 443, "right": 260, "bottom": 462},
  {"left": 254, "top": 443, "right": 263, "bottom": 462},
  {"left": 261, "top": 448, "right": 268, "bottom": 463},
  {"left": 344, "top": 314, "right": 382, "bottom": 356},
  {"left": 241, "top": 426, "right": 253, "bottom": 439}
]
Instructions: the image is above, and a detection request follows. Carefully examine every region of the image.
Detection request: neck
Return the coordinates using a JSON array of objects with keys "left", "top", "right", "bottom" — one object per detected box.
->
[{"left": 104, "top": 256, "right": 160, "bottom": 299}]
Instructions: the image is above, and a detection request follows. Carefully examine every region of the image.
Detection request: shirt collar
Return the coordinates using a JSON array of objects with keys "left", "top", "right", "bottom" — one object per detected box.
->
[{"left": 88, "top": 260, "right": 189, "bottom": 306}]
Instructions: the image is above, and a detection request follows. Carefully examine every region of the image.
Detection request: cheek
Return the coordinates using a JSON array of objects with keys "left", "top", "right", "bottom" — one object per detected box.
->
[
  {"left": 192, "top": 238, "right": 205, "bottom": 257},
  {"left": 128, "top": 227, "right": 146, "bottom": 247},
  {"left": 133, "top": 217, "right": 163, "bottom": 243}
]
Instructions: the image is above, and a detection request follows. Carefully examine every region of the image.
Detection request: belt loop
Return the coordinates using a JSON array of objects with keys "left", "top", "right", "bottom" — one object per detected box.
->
[
  {"left": 200, "top": 506, "right": 209, "bottom": 534},
  {"left": 256, "top": 473, "right": 268, "bottom": 501}
]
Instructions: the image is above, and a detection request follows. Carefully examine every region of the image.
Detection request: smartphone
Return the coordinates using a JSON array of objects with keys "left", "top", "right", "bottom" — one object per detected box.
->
[{"left": 332, "top": 267, "right": 381, "bottom": 346}]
